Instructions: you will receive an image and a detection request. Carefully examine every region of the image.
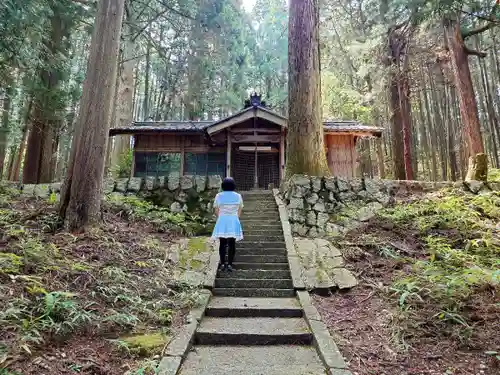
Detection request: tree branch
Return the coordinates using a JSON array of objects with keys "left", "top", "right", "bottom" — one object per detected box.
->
[
  {"left": 462, "top": 2, "right": 499, "bottom": 39},
  {"left": 464, "top": 46, "right": 487, "bottom": 58}
]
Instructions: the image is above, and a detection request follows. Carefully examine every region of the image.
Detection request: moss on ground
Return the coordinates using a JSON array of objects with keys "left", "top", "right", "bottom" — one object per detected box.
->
[
  {"left": 0, "top": 188, "right": 202, "bottom": 374},
  {"left": 122, "top": 333, "right": 168, "bottom": 356},
  {"left": 336, "top": 187, "right": 499, "bottom": 348}
]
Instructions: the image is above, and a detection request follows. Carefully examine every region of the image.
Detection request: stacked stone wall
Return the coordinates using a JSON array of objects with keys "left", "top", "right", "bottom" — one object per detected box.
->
[
  {"left": 8, "top": 174, "right": 224, "bottom": 216},
  {"left": 282, "top": 175, "right": 499, "bottom": 237}
]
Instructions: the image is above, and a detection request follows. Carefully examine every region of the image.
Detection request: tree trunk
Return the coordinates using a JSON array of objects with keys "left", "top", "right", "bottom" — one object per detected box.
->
[
  {"left": 387, "top": 28, "right": 406, "bottom": 180},
  {"left": 285, "top": 0, "right": 330, "bottom": 178},
  {"left": 143, "top": 41, "right": 151, "bottom": 120},
  {"left": 443, "top": 17, "right": 486, "bottom": 180},
  {"left": 422, "top": 79, "right": 438, "bottom": 180},
  {"left": 0, "top": 85, "right": 13, "bottom": 179},
  {"left": 10, "top": 100, "right": 32, "bottom": 181},
  {"left": 59, "top": 0, "right": 125, "bottom": 232},
  {"left": 398, "top": 72, "right": 413, "bottom": 180},
  {"left": 23, "top": 12, "right": 69, "bottom": 184},
  {"left": 110, "top": 30, "right": 135, "bottom": 173}
]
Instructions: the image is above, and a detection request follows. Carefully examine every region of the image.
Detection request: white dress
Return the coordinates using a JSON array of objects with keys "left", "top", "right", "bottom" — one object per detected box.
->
[{"left": 211, "top": 191, "right": 244, "bottom": 241}]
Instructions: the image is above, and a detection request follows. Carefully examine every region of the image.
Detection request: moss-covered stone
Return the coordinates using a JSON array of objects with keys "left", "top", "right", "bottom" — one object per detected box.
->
[
  {"left": 187, "top": 237, "right": 207, "bottom": 254},
  {"left": 122, "top": 333, "right": 168, "bottom": 356}
]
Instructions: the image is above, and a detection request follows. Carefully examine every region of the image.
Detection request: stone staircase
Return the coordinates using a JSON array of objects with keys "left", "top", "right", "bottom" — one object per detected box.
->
[{"left": 179, "top": 191, "right": 329, "bottom": 374}]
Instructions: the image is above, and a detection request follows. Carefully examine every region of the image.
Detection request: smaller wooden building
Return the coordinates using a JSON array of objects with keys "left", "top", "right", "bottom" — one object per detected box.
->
[{"left": 110, "top": 94, "right": 383, "bottom": 190}]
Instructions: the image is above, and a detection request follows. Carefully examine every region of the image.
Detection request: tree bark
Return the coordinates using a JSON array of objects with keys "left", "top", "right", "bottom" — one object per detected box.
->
[
  {"left": 143, "top": 40, "right": 151, "bottom": 120},
  {"left": 387, "top": 27, "right": 407, "bottom": 180},
  {"left": 9, "top": 100, "right": 32, "bottom": 181},
  {"left": 285, "top": 0, "right": 330, "bottom": 178},
  {"left": 59, "top": 0, "right": 125, "bottom": 232},
  {"left": 0, "top": 85, "right": 13, "bottom": 179},
  {"left": 110, "top": 26, "right": 135, "bottom": 173},
  {"left": 443, "top": 17, "right": 486, "bottom": 180},
  {"left": 23, "top": 11, "right": 69, "bottom": 184}
]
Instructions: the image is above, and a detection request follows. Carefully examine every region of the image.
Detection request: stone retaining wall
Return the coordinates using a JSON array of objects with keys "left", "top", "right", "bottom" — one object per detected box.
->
[
  {"left": 282, "top": 175, "right": 499, "bottom": 237},
  {"left": 10, "top": 174, "right": 224, "bottom": 215}
]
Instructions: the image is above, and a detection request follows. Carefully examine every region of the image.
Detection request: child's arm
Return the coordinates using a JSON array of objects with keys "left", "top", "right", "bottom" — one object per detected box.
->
[
  {"left": 214, "top": 194, "right": 220, "bottom": 216},
  {"left": 238, "top": 195, "right": 243, "bottom": 218}
]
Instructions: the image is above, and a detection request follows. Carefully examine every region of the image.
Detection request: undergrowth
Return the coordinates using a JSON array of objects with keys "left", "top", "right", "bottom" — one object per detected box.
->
[
  {"left": 377, "top": 189, "right": 499, "bottom": 345},
  {"left": 104, "top": 193, "right": 208, "bottom": 236},
  {"left": 0, "top": 184, "right": 205, "bottom": 374}
]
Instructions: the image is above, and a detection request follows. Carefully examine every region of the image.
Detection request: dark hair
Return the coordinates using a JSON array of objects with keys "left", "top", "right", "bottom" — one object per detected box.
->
[{"left": 221, "top": 177, "right": 236, "bottom": 191}]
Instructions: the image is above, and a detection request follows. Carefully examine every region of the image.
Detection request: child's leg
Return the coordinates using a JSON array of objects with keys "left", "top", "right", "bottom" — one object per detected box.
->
[
  {"left": 219, "top": 238, "right": 228, "bottom": 265},
  {"left": 227, "top": 238, "right": 236, "bottom": 266}
]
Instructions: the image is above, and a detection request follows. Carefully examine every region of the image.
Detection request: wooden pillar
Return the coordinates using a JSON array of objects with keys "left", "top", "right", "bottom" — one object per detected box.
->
[
  {"left": 254, "top": 146, "right": 258, "bottom": 189},
  {"left": 130, "top": 136, "right": 136, "bottom": 177},
  {"left": 226, "top": 130, "right": 231, "bottom": 177},
  {"left": 180, "top": 136, "right": 185, "bottom": 176},
  {"left": 350, "top": 136, "right": 356, "bottom": 178},
  {"left": 279, "top": 129, "right": 285, "bottom": 181}
]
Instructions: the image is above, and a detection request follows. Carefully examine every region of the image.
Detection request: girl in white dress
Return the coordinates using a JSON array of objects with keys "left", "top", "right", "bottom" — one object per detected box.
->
[{"left": 211, "top": 177, "right": 243, "bottom": 272}]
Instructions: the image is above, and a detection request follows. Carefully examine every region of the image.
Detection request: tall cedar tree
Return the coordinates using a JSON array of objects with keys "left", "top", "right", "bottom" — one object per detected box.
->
[
  {"left": 59, "top": 0, "right": 125, "bottom": 231},
  {"left": 285, "top": 0, "right": 330, "bottom": 178},
  {"left": 443, "top": 15, "right": 488, "bottom": 181}
]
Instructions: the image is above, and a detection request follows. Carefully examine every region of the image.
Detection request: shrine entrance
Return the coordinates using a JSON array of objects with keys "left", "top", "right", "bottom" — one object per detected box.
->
[
  {"left": 206, "top": 95, "right": 287, "bottom": 191},
  {"left": 232, "top": 146, "right": 280, "bottom": 191}
]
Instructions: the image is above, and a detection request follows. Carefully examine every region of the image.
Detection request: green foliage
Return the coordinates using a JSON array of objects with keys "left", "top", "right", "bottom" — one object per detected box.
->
[
  {"left": 112, "top": 150, "right": 133, "bottom": 178},
  {"left": 489, "top": 168, "right": 500, "bottom": 182},
  {"left": 380, "top": 190, "right": 500, "bottom": 333},
  {"left": 0, "top": 252, "right": 23, "bottom": 274},
  {"left": 105, "top": 194, "right": 207, "bottom": 235}
]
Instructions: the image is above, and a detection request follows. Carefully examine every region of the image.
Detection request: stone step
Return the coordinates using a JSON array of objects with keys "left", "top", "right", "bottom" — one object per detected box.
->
[
  {"left": 235, "top": 255, "right": 288, "bottom": 263},
  {"left": 237, "top": 248, "right": 287, "bottom": 256},
  {"left": 195, "top": 317, "right": 313, "bottom": 345},
  {"left": 231, "top": 262, "right": 289, "bottom": 270},
  {"left": 179, "top": 345, "right": 326, "bottom": 375},
  {"left": 240, "top": 219, "right": 282, "bottom": 225},
  {"left": 241, "top": 224, "right": 283, "bottom": 231},
  {"left": 241, "top": 235, "right": 284, "bottom": 242},
  {"left": 217, "top": 269, "right": 291, "bottom": 279},
  {"left": 238, "top": 242, "right": 286, "bottom": 249},
  {"left": 242, "top": 210, "right": 279, "bottom": 215},
  {"left": 213, "top": 288, "right": 295, "bottom": 297},
  {"left": 215, "top": 278, "right": 293, "bottom": 289},
  {"left": 241, "top": 230, "right": 283, "bottom": 237},
  {"left": 240, "top": 215, "right": 281, "bottom": 221},
  {"left": 205, "top": 297, "right": 302, "bottom": 318}
]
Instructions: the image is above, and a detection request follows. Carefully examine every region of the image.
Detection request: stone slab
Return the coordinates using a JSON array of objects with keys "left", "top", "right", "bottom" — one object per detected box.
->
[
  {"left": 238, "top": 242, "right": 286, "bottom": 249},
  {"left": 328, "top": 370, "right": 353, "bottom": 375},
  {"left": 216, "top": 269, "right": 291, "bottom": 279},
  {"left": 231, "top": 262, "right": 289, "bottom": 270},
  {"left": 195, "top": 317, "right": 313, "bottom": 345},
  {"left": 179, "top": 345, "right": 327, "bottom": 375},
  {"left": 236, "top": 248, "right": 287, "bottom": 256},
  {"left": 203, "top": 251, "right": 219, "bottom": 289},
  {"left": 309, "top": 320, "right": 346, "bottom": 369},
  {"left": 235, "top": 255, "right": 288, "bottom": 263},
  {"left": 214, "top": 278, "right": 293, "bottom": 289},
  {"left": 332, "top": 268, "right": 358, "bottom": 289},
  {"left": 157, "top": 356, "right": 182, "bottom": 375},
  {"left": 187, "top": 290, "right": 211, "bottom": 323},
  {"left": 198, "top": 317, "right": 309, "bottom": 335},
  {"left": 297, "top": 290, "right": 322, "bottom": 321},
  {"left": 213, "top": 288, "right": 295, "bottom": 298},
  {"left": 207, "top": 297, "right": 300, "bottom": 310},
  {"left": 164, "top": 322, "right": 198, "bottom": 357}
]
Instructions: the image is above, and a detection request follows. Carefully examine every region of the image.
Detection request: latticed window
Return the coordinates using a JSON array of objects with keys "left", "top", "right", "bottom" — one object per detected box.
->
[
  {"left": 135, "top": 152, "right": 225, "bottom": 177},
  {"left": 207, "top": 153, "right": 226, "bottom": 176},
  {"left": 134, "top": 152, "right": 181, "bottom": 177},
  {"left": 185, "top": 152, "right": 225, "bottom": 176}
]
